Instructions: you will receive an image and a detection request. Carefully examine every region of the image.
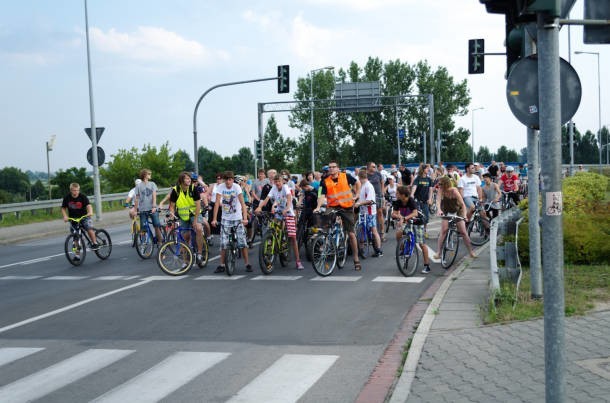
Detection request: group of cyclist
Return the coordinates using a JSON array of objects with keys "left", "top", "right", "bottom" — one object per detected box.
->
[{"left": 61, "top": 159, "right": 528, "bottom": 274}]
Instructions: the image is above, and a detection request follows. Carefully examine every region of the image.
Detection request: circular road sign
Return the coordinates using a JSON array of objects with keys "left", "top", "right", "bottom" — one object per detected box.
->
[
  {"left": 506, "top": 55, "right": 582, "bottom": 129},
  {"left": 87, "top": 146, "right": 105, "bottom": 166}
]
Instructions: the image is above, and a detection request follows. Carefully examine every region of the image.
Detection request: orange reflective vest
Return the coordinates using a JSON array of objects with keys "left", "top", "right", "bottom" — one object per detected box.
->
[{"left": 324, "top": 172, "right": 354, "bottom": 208}]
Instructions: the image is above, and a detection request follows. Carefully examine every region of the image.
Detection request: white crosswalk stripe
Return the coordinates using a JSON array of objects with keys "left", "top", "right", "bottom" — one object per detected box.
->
[
  {"left": 0, "top": 347, "right": 44, "bottom": 367},
  {"left": 372, "top": 276, "right": 426, "bottom": 283},
  {"left": 228, "top": 354, "right": 338, "bottom": 403},
  {"left": 91, "top": 351, "right": 230, "bottom": 403},
  {"left": 0, "top": 349, "right": 134, "bottom": 403}
]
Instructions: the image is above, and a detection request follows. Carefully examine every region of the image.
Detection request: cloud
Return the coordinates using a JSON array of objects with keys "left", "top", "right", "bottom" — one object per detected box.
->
[
  {"left": 90, "top": 26, "right": 229, "bottom": 71},
  {"left": 305, "top": 0, "right": 406, "bottom": 11},
  {"left": 290, "top": 15, "right": 352, "bottom": 65}
]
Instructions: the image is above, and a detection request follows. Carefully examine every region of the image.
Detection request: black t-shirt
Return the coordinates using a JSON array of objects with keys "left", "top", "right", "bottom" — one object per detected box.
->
[
  {"left": 412, "top": 176, "right": 432, "bottom": 202},
  {"left": 488, "top": 165, "right": 499, "bottom": 177},
  {"left": 62, "top": 193, "right": 90, "bottom": 218},
  {"left": 301, "top": 189, "right": 318, "bottom": 211},
  {"left": 392, "top": 197, "right": 423, "bottom": 225},
  {"left": 319, "top": 173, "right": 357, "bottom": 195},
  {"left": 401, "top": 168, "right": 412, "bottom": 185},
  {"left": 169, "top": 184, "right": 200, "bottom": 203}
]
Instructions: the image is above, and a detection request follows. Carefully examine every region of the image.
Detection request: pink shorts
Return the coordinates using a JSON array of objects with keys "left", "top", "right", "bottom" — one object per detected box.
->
[{"left": 285, "top": 215, "right": 296, "bottom": 237}]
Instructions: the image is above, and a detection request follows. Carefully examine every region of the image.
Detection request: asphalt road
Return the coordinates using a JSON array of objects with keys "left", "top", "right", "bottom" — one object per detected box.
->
[{"left": 0, "top": 217, "right": 463, "bottom": 402}]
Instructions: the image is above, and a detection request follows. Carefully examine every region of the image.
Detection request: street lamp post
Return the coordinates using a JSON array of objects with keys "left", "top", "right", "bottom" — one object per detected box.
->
[
  {"left": 574, "top": 51, "right": 602, "bottom": 173},
  {"left": 46, "top": 135, "right": 56, "bottom": 200},
  {"left": 471, "top": 107, "right": 484, "bottom": 163},
  {"left": 310, "top": 66, "right": 333, "bottom": 172}
]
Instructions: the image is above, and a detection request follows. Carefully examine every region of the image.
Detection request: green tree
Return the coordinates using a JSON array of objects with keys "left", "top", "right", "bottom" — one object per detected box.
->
[
  {"left": 495, "top": 145, "right": 519, "bottom": 163},
  {"left": 263, "top": 115, "right": 297, "bottom": 171},
  {"left": 443, "top": 128, "right": 471, "bottom": 162},
  {"left": 31, "top": 180, "right": 46, "bottom": 200},
  {"left": 231, "top": 147, "right": 255, "bottom": 176},
  {"left": 0, "top": 167, "right": 30, "bottom": 198},
  {"left": 51, "top": 167, "right": 92, "bottom": 198},
  {"left": 476, "top": 146, "right": 492, "bottom": 163},
  {"left": 197, "top": 146, "right": 228, "bottom": 183}
]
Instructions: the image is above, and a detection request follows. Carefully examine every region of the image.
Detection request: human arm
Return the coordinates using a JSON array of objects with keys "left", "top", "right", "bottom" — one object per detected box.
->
[
  {"left": 211, "top": 193, "right": 221, "bottom": 226},
  {"left": 238, "top": 193, "right": 248, "bottom": 224}
]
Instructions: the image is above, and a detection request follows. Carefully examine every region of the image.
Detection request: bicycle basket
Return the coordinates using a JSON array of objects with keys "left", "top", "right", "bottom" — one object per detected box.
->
[{"left": 311, "top": 212, "right": 334, "bottom": 230}]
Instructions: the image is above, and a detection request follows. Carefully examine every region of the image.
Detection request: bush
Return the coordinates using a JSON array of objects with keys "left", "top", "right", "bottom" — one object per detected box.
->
[{"left": 517, "top": 172, "right": 609, "bottom": 265}]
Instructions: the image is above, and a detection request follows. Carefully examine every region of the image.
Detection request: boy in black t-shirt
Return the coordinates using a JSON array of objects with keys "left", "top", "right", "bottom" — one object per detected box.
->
[
  {"left": 392, "top": 185, "right": 431, "bottom": 273},
  {"left": 61, "top": 182, "right": 98, "bottom": 249}
]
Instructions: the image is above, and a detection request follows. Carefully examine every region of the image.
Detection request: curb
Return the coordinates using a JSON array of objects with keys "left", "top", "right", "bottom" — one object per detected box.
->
[{"left": 388, "top": 243, "right": 489, "bottom": 403}]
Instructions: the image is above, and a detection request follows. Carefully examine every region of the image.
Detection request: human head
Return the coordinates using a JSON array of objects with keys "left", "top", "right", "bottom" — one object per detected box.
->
[
  {"left": 367, "top": 162, "right": 376, "bottom": 173},
  {"left": 438, "top": 176, "right": 453, "bottom": 190},
  {"left": 190, "top": 172, "right": 198, "bottom": 181},
  {"left": 134, "top": 178, "right": 142, "bottom": 186},
  {"left": 482, "top": 172, "right": 492, "bottom": 183},
  {"left": 327, "top": 161, "right": 340, "bottom": 176},
  {"left": 69, "top": 182, "right": 80, "bottom": 197},
  {"left": 506, "top": 165, "right": 515, "bottom": 173},
  {"left": 273, "top": 175, "right": 284, "bottom": 189},
  {"left": 267, "top": 169, "right": 277, "bottom": 181},
  {"left": 396, "top": 185, "right": 411, "bottom": 200},
  {"left": 223, "top": 171, "right": 235, "bottom": 187},
  {"left": 464, "top": 162, "right": 475, "bottom": 172},
  {"left": 139, "top": 168, "right": 151, "bottom": 180},
  {"left": 215, "top": 172, "right": 223, "bottom": 182},
  {"left": 299, "top": 178, "right": 311, "bottom": 190},
  {"left": 358, "top": 169, "right": 368, "bottom": 181},
  {"left": 257, "top": 168, "right": 266, "bottom": 179},
  {"left": 178, "top": 171, "right": 192, "bottom": 187}
]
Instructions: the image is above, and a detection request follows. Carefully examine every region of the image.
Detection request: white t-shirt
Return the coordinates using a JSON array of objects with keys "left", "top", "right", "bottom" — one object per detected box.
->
[
  {"left": 215, "top": 183, "right": 243, "bottom": 221},
  {"left": 387, "top": 182, "right": 398, "bottom": 201},
  {"left": 268, "top": 184, "right": 294, "bottom": 216},
  {"left": 358, "top": 181, "right": 377, "bottom": 215},
  {"left": 458, "top": 174, "right": 479, "bottom": 198}
]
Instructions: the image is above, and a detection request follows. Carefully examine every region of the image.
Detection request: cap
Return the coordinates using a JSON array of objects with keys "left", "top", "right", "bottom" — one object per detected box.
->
[
  {"left": 135, "top": 179, "right": 142, "bottom": 186},
  {"left": 390, "top": 168, "right": 398, "bottom": 173},
  {"left": 235, "top": 175, "right": 245, "bottom": 182},
  {"left": 322, "top": 165, "right": 329, "bottom": 172}
]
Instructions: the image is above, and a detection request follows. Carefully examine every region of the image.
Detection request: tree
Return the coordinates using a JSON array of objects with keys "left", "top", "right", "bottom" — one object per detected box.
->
[
  {"left": 263, "top": 115, "right": 298, "bottom": 172},
  {"left": 0, "top": 167, "right": 30, "bottom": 198},
  {"left": 31, "top": 180, "right": 46, "bottom": 201},
  {"left": 51, "top": 167, "right": 92, "bottom": 198},
  {"left": 494, "top": 146, "right": 518, "bottom": 163},
  {"left": 442, "top": 128, "right": 471, "bottom": 162},
  {"left": 231, "top": 147, "right": 255, "bottom": 176},
  {"left": 476, "top": 146, "right": 492, "bottom": 163}
]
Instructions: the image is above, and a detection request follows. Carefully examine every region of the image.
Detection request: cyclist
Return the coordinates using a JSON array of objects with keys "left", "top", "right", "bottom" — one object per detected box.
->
[
  {"left": 367, "top": 162, "right": 386, "bottom": 239},
  {"left": 211, "top": 171, "right": 252, "bottom": 273},
  {"left": 355, "top": 170, "right": 383, "bottom": 257},
  {"left": 481, "top": 173, "right": 501, "bottom": 220},
  {"left": 499, "top": 165, "right": 520, "bottom": 207},
  {"left": 168, "top": 171, "right": 206, "bottom": 265},
  {"left": 125, "top": 179, "right": 142, "bottom": 219},
  {"left": 134, "top": 168, "right": 163, "bottom": 247},
  {"left": 255, "top": 174, "right": 304, "bottom": 270},
  {"left": 250, "top": 168, "right": 270, "bottom": 211},
  {"left": 458, "top": 162, "right": 482, "bottom": 223},
  {"left": 411, "top": 164, "right": 434, "bottom": 238},
  {"left": 434, "top": 176, "right": 476, "bottom": 260},
  {"left": 314, "top": 160, "right": 362, "bottom": 271},
  {"left": 392, "top": 185, "right": 430, "bottom": 273},
  {"left": 297, "top": 178, "right": 318, "bottom": 239},
  {"left": 386, "top": 175, "right": 398, "bottom": 202},
  {"left": 61, "top": 182, "right": 98, "bottom": 251},
  {"left": 193, "top": 173, "right": 212, "bottom": 244},
  {"left": 487, "top": 160, "right": 499, "bottom": 183}
]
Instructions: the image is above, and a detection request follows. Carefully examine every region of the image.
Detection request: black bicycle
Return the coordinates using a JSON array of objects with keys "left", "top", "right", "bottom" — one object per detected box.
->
[
  {"left": 134, "top": 210, "right": 168, "bottom": 259},
  {"left": 64, "top": 215, "right": 112, "bottom": 266},
  {"left": 467, "top": 200, "right": 490, "bottom": 246}
]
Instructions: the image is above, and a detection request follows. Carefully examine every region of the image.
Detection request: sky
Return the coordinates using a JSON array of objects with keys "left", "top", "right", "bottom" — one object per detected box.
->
[{"left": 0, "top": 0, "right": 608, "bottom": 173}]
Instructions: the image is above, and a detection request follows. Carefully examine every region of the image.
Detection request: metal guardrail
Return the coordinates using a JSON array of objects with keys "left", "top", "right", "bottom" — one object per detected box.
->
[
  {"left": 489, "top": 207, "right": 523, "bottom": 293},
  {"left": 0, "top": 188, "right": 171, "bottom": 219}
]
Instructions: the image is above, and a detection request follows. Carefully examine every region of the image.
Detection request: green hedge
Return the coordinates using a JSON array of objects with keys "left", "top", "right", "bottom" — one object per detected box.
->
[{"left": 517, "top": 172, "right": 609, "bottom": 265}]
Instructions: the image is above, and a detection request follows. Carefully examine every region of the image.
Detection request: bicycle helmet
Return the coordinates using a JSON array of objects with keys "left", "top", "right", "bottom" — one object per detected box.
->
[
  {"left": 235, "top": 175, "right": 245, "bottom": 182},
  {"left": 322, "top": 165, "right": 329, "bottom": 173},
  {"left": 506, "top": 165, "right": 515, "bottom": 172},
  {"left": 191, "top": 172, "right": 198, "bottom": 180}
]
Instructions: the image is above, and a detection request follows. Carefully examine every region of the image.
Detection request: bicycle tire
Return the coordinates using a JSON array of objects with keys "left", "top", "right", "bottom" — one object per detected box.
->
[
  {"left": 226, "top": 242, "right": 236, "bottom": 276},
  {"left": 336, "top": 229, "right": 348, "bottom": 268},
  {"left": 157, "top": 240, "right": 193, "bottom": 275},
  {"left": 396, "top": 235, "right": 419, "bottom": 277},
  {"left": 279, "top": 231, "right": 289, "bottom": 267},
  {"left": 441, "top": 230, "right": 459, "bottom": 269},
  {"left": 429, "top": 198, "right": 437, "bottom": 215},
  {"left": 65, "top": 233, "right": 86, "bottom": 266},
  {"left": 131, "top": 221, "right": 138, "bottom": 248},
  {"left": 312, "top": 235, "right": 336, "bottom": 276},
  {"left": 248, "top": 216, "right": 259, "bottom": 247},
  {"left": 259, "top": 232, "right": 276, "bottom": 274},
  {"left": 384, "top": 205, "right": 393, "bottom": 233},
  {"left": 468, "top": 217, "right": 489, "bottom": 246},
  {"left": 93, "top": 229, "right": 112, "bottom": 260},
  {"left": 357, "top": 224, "right": 371, "bottom": 259},
  {"left": 196, "top": 237, "right": 209, "bottom": 268},
  {"left": 305, "top": 233, "right": 317, "bottom": 261},
  {"left": 135, "top": 228, "right": 154, "bottom": 259}
]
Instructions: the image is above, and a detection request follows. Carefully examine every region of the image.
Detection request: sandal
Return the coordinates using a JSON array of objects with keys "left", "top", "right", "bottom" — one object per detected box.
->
[{"left": 354, "top": 260, "right": 362, "bottom": 271}]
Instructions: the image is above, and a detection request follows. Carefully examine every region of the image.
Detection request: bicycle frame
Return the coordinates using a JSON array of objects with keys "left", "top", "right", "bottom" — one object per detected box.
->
[{"left": 259, "top": 215, "right": 289, "bottom": 274}]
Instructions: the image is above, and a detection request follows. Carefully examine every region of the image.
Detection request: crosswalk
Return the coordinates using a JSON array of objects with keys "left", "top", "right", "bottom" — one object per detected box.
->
[
  {"left": 0, "top": 347, "right": 339, "bottom": 402},
  {"left": 0, "top": 274, "right": 426, "bottom": 283}
]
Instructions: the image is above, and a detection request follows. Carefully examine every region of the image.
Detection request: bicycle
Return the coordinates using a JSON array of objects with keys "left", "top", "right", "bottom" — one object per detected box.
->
[
  {"left": 134, "top": 210, "right": 168, "bottom": 259},
  {"left": 295, "top": 208, "right": 314, "bottom": 260},
  {"left": 224, "top": 225, "right": 240, "bottom": 276},
  {"left": 129, "top": 212, "right": 140, "bottom": 248},
  {"left": 429, "top": 189, "right": 438, "bottom": 215},
  {"left": 467, "top": 200, "right": 490, "bottom": 246},
  {"left": 258, "top": 212, "right": 290, "bottom": 275},
  {"left": 356, "top": 207, "right": 377, "bottom": 258},
  {"left": 64, "top": 215, "right": 112, "bottom": 266},
  {"left": 157, "top": 218, "right": 209, "bottom": 276},
  {"left": 501, "top": 190, "right": 518, "bottom": 210},
  {"left": 383, "top": 195, "right": 395, "bottom": 234},
  {"left": 248, "top": 209, "right": 271, "bottom": 247},
  {"left": 310, "top": 209, "right": 348, "bottom": 277},
  {"left": 395, "top": 217, "right": 420, "bottom": 277},
  {"left": 440, "top": 214, "right": 465, "bottom": 269}
]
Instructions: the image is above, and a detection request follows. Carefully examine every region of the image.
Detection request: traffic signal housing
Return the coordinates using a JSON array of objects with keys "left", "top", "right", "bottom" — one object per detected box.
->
[
  {"left": 468, "top": 39, "right": 485, "bottom": 74},
  {"left": 277, "top": 65, "right": 289, "bottom": 94},
  {"left": 255, "top": 140, "right": 262, "bottom": 159}
]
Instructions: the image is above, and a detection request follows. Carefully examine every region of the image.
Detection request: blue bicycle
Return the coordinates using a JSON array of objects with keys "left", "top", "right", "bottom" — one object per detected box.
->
[
  {"left": 135, "top": 210, "right": 167, "bottom": 259},
  {"left": 395, "top": 217, "right": 421, "bottom": 277},
  {"left": 157, "top": 218, "right": 209, "bottom": 275},
  {"left": 356, "top": 212, "right": 375, "bottom": 258},
  {"left": 310, "top": 209, "right": 347, "bottom": 276}
]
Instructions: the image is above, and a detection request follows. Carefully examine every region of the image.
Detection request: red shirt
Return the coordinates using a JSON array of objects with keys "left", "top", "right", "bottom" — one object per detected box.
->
[{"left": 500, "top": 173, "right": 519, "bottom": 192}]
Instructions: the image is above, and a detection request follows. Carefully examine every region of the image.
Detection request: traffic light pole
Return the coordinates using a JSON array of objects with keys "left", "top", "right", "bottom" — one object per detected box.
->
[
  {"left": 192, "top": 76, "right": 278, "bottom": 175},
  {"left": 537, "top": 13, "right": 566, "bottom": 403}
]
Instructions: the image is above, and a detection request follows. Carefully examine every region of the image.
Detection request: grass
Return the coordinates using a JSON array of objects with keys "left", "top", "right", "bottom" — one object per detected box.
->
[
  {"left": 0, "top": 202, "right": 125, "bottom": 228},
  {"left": 483, "top": 264, "right": 610, "bottom": 324}
]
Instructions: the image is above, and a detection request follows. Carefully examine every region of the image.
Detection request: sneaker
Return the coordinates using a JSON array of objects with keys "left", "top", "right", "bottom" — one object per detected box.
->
[
  {"left": 181, "top": 262, "right": 189, "bottom": 269},
  {"left": 90, "top": 243, "right": 100, "bottom": 250},
  {"left": 196, "top": 254, "right": 203, "bottom": 264},
  {"left": 372, "top": 250, "right": 383, "bottom": 258},
  {"left": 422, "top": 265, "right": 431, "bottom": 274},
  {"left": 246, "top": 264, "right": 253, "bottom": 272},
  {"left": 296, "top": 261, "right": 304, "bottom": 270},
  {"left": 214, "top": 265, "right": 225, "bottom": 273},
  {"left": 73, "top": 255, "right": 80, "bottom": 261},
  {"left": 207, "top": 236, "right": 214, "bottom": 246}
]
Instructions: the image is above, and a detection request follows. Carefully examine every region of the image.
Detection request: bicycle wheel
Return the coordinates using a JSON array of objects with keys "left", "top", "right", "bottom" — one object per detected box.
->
[
  {"left": 65, "top": 234, "right": 86, "bottom": 266},
  {"left": 157, "top": 240, "right": 193, "bottom": 276},
  {"left": 131, "top": 221, "right": 138, "bottom": 248},
  {"left": 196, "top": 237, "right": 209, "bottom": 268},
  {"left": 94, "top": 229, "right": 112, "bottom": 260},
  {"left": 305, "top": 233, "right": 317, "bottom": 261},
  {"left": 135, "top": 229, "right": 154, "bottom": 259},
  {"left": 468, "top": 217, "right": 489, "bottom": 246},
  {"left": 336, "top": 229, "right": 348, "bottom": 268},
  {"left": 384, "top": 205, "right": 393, "bottom": 233},
  {"left": 441, "top": 230, "right": 459, "bottom": 269},
  {"left": 248, "top": 216, "right": 258, "bottom": 247},
  {"left": 356, "top": 224, "right": 371, "bottom": 259},
  {"left": 279, "top": 231, "right": 289, "bottom": 267},
  {"left": 259, "top": 232, "right": 276, "bottom": 274},
  {"left": 395, "top": 235, "right": 419, "bottom": 277},
  {"left": 429, "top": 197, "right": 437, "bottom": 215},
  {"left": 312, "top": 235, "right": 336, "bottom": 276},
  {"left": 226, "top": 243, "right": 236, "bottom": 276}
]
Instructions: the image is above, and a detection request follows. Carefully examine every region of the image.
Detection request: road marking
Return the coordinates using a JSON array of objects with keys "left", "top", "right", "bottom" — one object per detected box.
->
[
  {"left": 0, "top": 349, "right": 134, "bottom": 402},
  {"left": 0, "top": 253, "right": 64, "bottom": 271},
  {"left": 0, "top": 280, "right": 151, "bottom": 334},
  {"left": 228, "top": 354, "right": 338, "bottom": 403},
  {"left": 310, "top": 276, "right": 362, "bottom": 282},
  {"left": 19, "top": 257, "right": 52, "bottom": 265},
  {"left": 0, "top": 347, "right": 44, "bottom": 367},
  {"left": 372, "top": 276, "right": 425, "bottom": 283},
  {"left": 0, "top": 275, "right": 43, "bottom": 280},
  {"left": 43, "top": 276, "right": 89, "bottom": 280},
  {"left": 92, "top": 351, "right": 230, "bottom": 403},
  {"left": 142, "top": 275, "right": 186, "bottom": 281},
  {"left": 194, "top": 275, "right": 246, "bottom": 281},
  {"left": 251, "top": 275, "right": 303, "bottom": 281},
  {"left": 93, "top": 276, "right": 141, "bottom": 281}
]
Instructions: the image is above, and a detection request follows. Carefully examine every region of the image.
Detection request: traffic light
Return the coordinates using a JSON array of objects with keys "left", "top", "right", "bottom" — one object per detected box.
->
[
  {"left": 255, "top": 140, "right": 262, "bottom": 159},
  {"left": 277, "top": 65, "right": 289, "bottom": 94},
  {"left": 505, "top": 19, "right": 524, "bottom": 77},
  {"left": 468, "top": 39, "right": 485, "bottom": 74}
]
